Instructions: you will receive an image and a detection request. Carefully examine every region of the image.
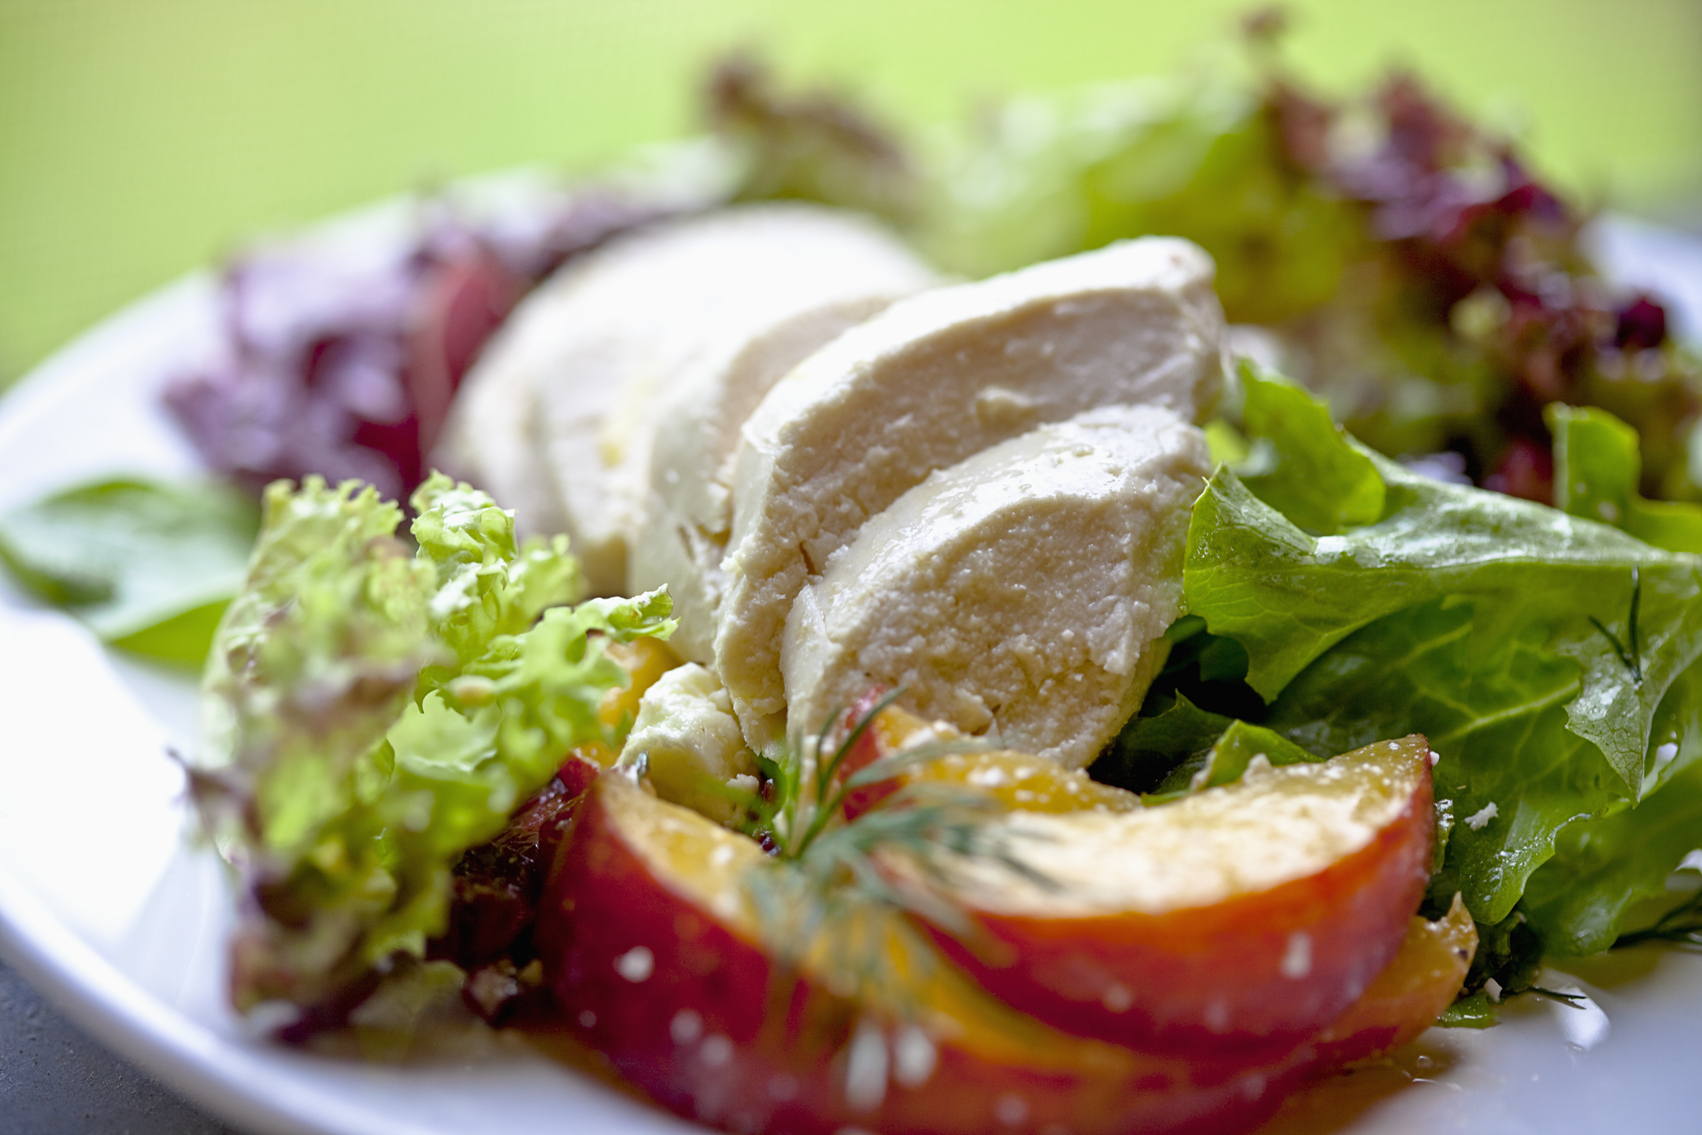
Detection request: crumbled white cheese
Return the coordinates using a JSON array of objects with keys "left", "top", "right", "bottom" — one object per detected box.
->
[
  {"left": 994, "top": 1094, "right": 1029, "bottom": 1126},
  {"left": 670, "top": 1009, "right": 703, "bottom": 1045},
  {"left": 892, "top": 1026, "right": 938, "bottom": 1088},
  {"left": 1465, "top": 801, "right": 1500, "bottom": 830},
  {"left": 621, "top": 663, "right": 756, "bottom": 823},
  {"left": 699, "top": 1035, "right": 734, "bottom": 1068},
  {"left": 844, "top": 1020, "right": 889, "bottom": 1111}
]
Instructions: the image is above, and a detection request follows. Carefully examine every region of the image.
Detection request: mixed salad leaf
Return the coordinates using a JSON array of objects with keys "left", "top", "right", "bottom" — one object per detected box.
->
[
  {"left": 3, "top": 35, "right": 1700, "bottom": 1046},
  {"left": 919, "top": 58, "right": 1701, "bottom": 506},
  {"left": 15, "top": 39, "right": 1701, "bottom": 668},
  {"left": 189, "top": 473, "right": 674, "bottom": 1017},
  {"left": 165, "top": 178, "right": 693, "bottom": 504},
  {"left": 0, "top": 478, "right": 258, "bottom": 664},
  {"left": 1097, "top": 368, "right": 1702, "bottom": 1012}
]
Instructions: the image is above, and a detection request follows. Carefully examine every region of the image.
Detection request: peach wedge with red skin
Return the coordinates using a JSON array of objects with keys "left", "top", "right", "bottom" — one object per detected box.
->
[
  {"left": 1310, "top": 894, "right": 1476, "bottom": 1069},
  {"left": 536, "top": 773, "right": 1345, "bottom": 1135},
  {"left": 909, "top": 734, "right": 1436, "bottom": 1056},
  {"left": 831, "top": 694, "right": 1144, "bottom": 821}
]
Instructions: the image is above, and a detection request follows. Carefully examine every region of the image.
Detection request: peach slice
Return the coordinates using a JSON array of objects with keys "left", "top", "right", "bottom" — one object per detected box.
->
[
  {"left": 536, "top": 774, "right": 1325, "bottom": 1135},
  {"left": 1309, "top": 894, "right": 1476, "bottom": 1069},
  {"left": 906, "top": 735, "right": 1435, "bottom": 1056},
  {"left": 832, "top": 697, "right": 1142, "bottom": 821},
  {"left": 567, "top": 636, "right": 682, "bottom": 767}
]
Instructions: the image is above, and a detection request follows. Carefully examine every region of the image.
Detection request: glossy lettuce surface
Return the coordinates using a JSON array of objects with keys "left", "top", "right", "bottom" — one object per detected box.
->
[{"left": 1128, "top": 371, "right": 1702, "bottom": 960}]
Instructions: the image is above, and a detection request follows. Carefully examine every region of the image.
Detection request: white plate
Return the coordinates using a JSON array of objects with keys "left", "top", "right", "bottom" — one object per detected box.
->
[{"left": 1, "top": 209, "right": 1700, "bottom": 1135}]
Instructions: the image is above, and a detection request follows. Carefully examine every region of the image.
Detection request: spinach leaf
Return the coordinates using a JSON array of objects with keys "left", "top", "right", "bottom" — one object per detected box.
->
[{"left": 0, "top": 478, "right": 259, "bottom": 664}]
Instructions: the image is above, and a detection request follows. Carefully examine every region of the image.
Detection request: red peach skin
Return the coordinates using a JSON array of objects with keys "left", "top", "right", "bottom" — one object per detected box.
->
[
  {"left": 1309, "top": 894, "right": 1477, "bottom": 1068},
  {"left": 907, "top": 735, "right": 1436, "bottom": 1056},
  {"left": 537, "top": 774, "right": 1325, "bottom": 1135}
]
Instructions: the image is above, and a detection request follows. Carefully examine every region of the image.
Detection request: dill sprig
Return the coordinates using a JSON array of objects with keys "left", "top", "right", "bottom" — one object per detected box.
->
[
  {"left": 1589, "top": 566, "right": 1644, "bottom": 684},
  {"left": 1613, "top": 888, "right": 1702, "bottom": 950},
  {"left": 768, "top": 687, "right": 908, "bottom": 859},
  {"left": 734, "top": 695, "right": 1052, "bottom": 1008},
  {"left": 1527, "top": 986, "right": 1587, "bottom": 1008}
]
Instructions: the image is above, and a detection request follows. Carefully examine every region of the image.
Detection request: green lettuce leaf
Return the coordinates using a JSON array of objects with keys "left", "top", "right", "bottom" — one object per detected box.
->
[
  {"left": 194, "top": 473, "right": 676, "bottom": 1012},
  {"left": 1520, "top": 662, "right": 1702, "bottom": 954},
  {"left": 0, "top": 478, "right": 259, "bottom": 664},
  {"left": 1180, "top": 372, "right": 1702, "bottom": 929},
  {"left": 1549, "top": 404, "right": 1702, "bottom": 554},
  {"left": 1100, "top": 693, "right": 1231, "bottom": 789},
  {"left": 1236, "top": 366, "right": 1384, "bottom": 535},
  {"left": 1194, "top": 720, "right": 1319, "bottom": 785},
  {"left": 923, "top": 78, "right": 1361, "bottom": 324}
]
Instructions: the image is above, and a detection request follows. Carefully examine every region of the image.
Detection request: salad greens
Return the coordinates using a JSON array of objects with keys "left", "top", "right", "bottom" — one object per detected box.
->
[
  {"left": 910, "top": 52, "right": 1701, "bottom": 505},
  {"left": 1102, "top": 368, "right": 1702, "bottom": 1010},
  {"left": 922, "top": 74, "right": 1357, "bottom": 328},
  {"left": 191, "top": 473, "right": 675, "bottom": 1014},
  {"left": 1548, "top": 404, "right": 1702, "bottom": 554},
  {"left": 0, "top": 478, "right": 258, "bottom": 664},
  {"left": 3, "top": 42, "right": 1699, "bottom": 1042}
]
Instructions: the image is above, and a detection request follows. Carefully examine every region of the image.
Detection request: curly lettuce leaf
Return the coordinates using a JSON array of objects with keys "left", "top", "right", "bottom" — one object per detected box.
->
[
  {"left": 1181, "top": 372, "right": 1702, "bottom": 929},
  {"left": 0, "top": 478, "right": 259, "bottom": 664},
  {"left": 708, "top": 55, "right": 921, "bottom": 229},
  {"left": 195, "top": 473, "right": 676, "bottom": 1012},
  {"left": 409, "top": 475, "right": 584, "bottom": 671}
]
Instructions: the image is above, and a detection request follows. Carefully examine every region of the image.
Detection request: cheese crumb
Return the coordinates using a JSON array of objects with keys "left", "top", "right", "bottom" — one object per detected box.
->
[
  {"left": 1464, "top": 802, "right": 1500, "bottom": 830},
  {"left": 892, "top": 1026, "right": 938, "bottom": 1087},
  {"left": 670, "top": 1009, "right": 703, "bottom": 1044}
]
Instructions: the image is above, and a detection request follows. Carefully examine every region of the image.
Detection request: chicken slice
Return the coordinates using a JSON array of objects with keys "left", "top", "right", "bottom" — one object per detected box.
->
[
  {"left": 783, "top": 405, "right": 1209, "bottom": 769},
  {"left": 717, "top": 237, "right": 1224, "bottom": 749},
  {"left": 438, "top": 203, "right": 936, "bottom": 594}
]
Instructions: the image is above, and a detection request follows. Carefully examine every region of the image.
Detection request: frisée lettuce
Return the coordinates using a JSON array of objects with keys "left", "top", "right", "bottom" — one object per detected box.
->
[{"left": 190, "top": 473, "right": 676, "bottom": 1017}]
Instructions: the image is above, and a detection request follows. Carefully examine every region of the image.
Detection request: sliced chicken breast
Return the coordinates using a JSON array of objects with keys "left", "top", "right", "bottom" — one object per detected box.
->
[
  {"left": 438, "top": 203, "right": 936, "bottom": 594},
  {"left": 629, "top": 294, "right": 916, "bottom": 661},
  {"left": 717, "top": 238, "right": 1225, "bottom": 748},
  {"left": 783, "top": 405, "right": 1209, "bottom": 768}
]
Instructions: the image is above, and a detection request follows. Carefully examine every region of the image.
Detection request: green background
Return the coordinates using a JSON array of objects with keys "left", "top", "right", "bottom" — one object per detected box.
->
[{"left": 3, "top": 0, "right": 1700, "bottom": 388}]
